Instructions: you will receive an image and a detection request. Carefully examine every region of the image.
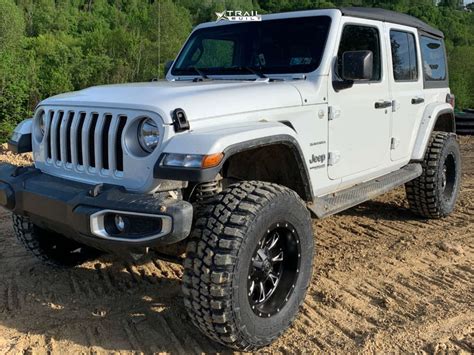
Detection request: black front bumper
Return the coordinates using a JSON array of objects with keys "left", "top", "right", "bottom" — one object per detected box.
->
[{"left": 0, "top": 163, "right": 193, "bottom": 252}]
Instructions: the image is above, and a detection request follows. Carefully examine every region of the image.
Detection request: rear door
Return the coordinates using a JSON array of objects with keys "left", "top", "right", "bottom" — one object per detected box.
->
[
  {"left": 386, "top": 25, "right": 424, "bottom": 161},
  {"left": 328, "top": 19, "right": 391, "bottom": 180}
]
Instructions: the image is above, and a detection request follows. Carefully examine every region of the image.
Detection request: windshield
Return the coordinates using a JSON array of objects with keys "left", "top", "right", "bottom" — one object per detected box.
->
[{"left": 172, "top": 16, "right": 331, "bottom": 77}]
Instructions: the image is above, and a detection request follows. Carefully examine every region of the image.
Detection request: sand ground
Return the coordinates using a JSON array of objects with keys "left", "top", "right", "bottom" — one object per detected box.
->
[{"left": 0, "top": 137, "right": 472, "bottom": 354}]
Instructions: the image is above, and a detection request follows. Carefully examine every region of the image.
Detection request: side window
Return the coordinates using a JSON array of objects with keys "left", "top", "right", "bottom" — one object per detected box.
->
[
  {"left": 390, "top": 30, "right": 418, "bottom": 81},
  {"left": 420, "top": 36, "right": 446, "bottom": 81},
  {"left": 337, "top": 25, "right": 381, "bottom": 81}
]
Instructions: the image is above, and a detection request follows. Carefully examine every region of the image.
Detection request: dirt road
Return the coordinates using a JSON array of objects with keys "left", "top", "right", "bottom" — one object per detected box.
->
[{"left": 0, "top": 138, "right": 472, "bottom": 354}]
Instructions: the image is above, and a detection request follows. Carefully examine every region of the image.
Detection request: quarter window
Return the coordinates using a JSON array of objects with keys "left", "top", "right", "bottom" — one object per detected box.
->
[
  {"left": 420, "top": 36, "right": 447, "bottom": 81},
  {"left": 390, "top": 30, "right": 418, "bottom": 81},
  {"left": 337, "top": 25, "right": 382, "bottom": 81}
]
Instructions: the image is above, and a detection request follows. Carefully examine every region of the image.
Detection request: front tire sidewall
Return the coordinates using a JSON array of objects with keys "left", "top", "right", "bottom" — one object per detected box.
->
[{"left": 233, "top": 193, "right": 313, "bottom": 343}]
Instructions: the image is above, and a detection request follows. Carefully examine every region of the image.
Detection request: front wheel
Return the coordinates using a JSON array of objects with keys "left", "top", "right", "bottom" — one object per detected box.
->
[{"left": 182, "top": 181, "right": 314, "bottom": 350}]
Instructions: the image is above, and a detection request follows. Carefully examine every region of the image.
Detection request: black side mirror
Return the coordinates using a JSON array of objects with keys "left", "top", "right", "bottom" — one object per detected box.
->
[
  {"left": 342, "top": 50, "right": 373, "bottom": 81},
  {"left": 164, "top": 60, "right": 174, "bottom": 77}
]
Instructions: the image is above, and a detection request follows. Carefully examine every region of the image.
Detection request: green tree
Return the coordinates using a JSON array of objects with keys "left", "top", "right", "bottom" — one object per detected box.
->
[{"left": 0, "top": 0, "right": 31, "bottom": 140}]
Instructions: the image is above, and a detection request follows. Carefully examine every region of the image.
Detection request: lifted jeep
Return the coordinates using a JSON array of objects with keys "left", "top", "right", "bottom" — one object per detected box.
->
[{"left": 0, "top": 7, "right": 461, "bottom": 351}]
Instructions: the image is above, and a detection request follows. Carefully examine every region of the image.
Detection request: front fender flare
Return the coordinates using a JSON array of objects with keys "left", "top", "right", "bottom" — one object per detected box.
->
[
  {"left": 8, "top": 119, "right": 33, "bottom": 154},
  {"left": 154, "top": 121, "right": 312, "bottom": 199}
]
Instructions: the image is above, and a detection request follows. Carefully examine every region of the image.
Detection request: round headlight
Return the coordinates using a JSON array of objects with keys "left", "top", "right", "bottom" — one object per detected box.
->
[
  {"left": 138, "top": 118, "right": 160, "bottom": 153},
  {"left": 39, "top": 112, "right": 46, "bottom": 135}
]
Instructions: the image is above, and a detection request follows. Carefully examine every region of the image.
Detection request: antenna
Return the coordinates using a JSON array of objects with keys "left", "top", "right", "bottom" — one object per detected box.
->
[{"left": 158, "top": 0, "right": 161, "bottom": 80}]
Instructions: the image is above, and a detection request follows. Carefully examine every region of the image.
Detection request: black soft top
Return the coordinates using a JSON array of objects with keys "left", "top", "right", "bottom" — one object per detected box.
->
[{"left": 340, "top": 7, "right": 444, "bottom": 38}]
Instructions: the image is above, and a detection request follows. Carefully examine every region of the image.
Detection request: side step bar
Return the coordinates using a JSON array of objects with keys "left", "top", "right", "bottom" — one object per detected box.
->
[{"left": 308, "top": 163, "right": 422, "bottom": 218}]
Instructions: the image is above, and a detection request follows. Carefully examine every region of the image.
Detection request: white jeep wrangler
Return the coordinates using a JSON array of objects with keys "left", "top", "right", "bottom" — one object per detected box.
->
[{"left": 0, "top": 7, "right": 461, "bottom": 351}]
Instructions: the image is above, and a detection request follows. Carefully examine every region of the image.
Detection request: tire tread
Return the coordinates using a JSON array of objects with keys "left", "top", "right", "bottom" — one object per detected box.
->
[{"left": 182, "top": 181, "right": 309, "bottom": 350}]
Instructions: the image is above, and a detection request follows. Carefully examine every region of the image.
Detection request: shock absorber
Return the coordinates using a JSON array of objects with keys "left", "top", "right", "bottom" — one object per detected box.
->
[{"left": 192, "top": 179, "right": 222, "bottom": 202}]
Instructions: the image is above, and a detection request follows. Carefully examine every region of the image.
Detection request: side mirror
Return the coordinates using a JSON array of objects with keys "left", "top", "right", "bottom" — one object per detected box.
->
[
  {"left": 342, "top": 50, "right": 373, "bottom": 81},
  {"left": 164, "top": 60, "right": 174, "bottom": 77}
]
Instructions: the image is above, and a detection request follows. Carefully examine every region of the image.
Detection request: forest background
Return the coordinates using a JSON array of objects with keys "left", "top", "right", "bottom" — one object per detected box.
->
[{"left": 0, "top": 0, "right": 473, "bottom": 141}]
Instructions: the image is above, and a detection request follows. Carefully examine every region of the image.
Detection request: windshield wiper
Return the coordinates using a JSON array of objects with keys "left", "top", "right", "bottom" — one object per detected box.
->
[
  {"left": 243, "top": 66, "right": 267, "bottom": 79},
  {"left": 189, "top": 66, "right": 210, "bottom": 81}
]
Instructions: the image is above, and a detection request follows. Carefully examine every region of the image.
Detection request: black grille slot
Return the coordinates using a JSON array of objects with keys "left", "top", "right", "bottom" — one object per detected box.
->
[
  {"left": 55, "top": 111, "right": 64, "bottom": 161},
  {"left": 46, "top": 111, "right": 54, "bottom": 159},
  {"left": 102, "top": 114, "right": 112, "bottom": 170},
  {"left": 116, "top": 116, "right": 127, "bottom": 172},
  {"left": 88, "top": 113, "right": 99, "bottom": 168},
  {"left": 76, "top": 112, "right": 86, "bottom": 165},
  {"left": 65, "top": 112, "right": 74, "bottom": 163}
]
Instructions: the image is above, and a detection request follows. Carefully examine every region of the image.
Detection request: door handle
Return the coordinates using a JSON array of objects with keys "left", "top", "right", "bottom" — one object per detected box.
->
[
  {"left": 411, "top": 97, "right": 425, "bottom": 105},
  {"left": 374, "top": 100, "right": 392, "bottom": 109}
]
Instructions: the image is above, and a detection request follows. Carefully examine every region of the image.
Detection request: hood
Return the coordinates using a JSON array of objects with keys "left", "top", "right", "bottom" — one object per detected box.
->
[{"left": 40, "top": 80, "right": 304, "bottom": 124}]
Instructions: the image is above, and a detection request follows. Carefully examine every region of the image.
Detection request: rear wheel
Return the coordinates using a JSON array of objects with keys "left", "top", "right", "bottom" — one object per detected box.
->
[
  {"left": 12, "top": 214, "right": 101, "bottom": 268},
  {"left": 405, "top": 132, "right": 462, "bottom": 218},
  {"left": 182, "top": 181, "right": 313, "bottom": 350}
]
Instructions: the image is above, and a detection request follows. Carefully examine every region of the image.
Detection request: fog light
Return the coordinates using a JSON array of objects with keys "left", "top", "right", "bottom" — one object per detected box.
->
[{"left": 114, "top": 215, "right": 126, "bottom": 232}]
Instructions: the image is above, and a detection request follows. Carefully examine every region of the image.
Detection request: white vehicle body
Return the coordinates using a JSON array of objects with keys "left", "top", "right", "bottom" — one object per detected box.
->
[{"left": 21, "top": 8, "right": 454, "bottom": 206}]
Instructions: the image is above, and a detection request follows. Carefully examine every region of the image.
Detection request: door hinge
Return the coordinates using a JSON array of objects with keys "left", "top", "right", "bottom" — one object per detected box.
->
[
  {"left": 391, "top": 137, "right": 400, "bottom": 150},
  {"left": 328, "top": 106, "right": 341, "bottom": 120},
  {"left": 328, "top": 151, "right": 341, "bottom": 166}
]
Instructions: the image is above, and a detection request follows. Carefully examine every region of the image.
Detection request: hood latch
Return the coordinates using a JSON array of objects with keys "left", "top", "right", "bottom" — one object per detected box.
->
[{"left": 172, "top": 108, "right": 190, "bottom": 132}]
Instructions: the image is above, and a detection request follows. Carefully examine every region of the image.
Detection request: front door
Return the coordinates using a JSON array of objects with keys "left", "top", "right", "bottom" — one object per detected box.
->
[{"left": 328, "top": 20, "right": 391, "bottom": 180}]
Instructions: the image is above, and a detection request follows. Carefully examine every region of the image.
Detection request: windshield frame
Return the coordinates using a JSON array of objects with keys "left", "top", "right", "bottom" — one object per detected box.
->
[{"left": 169, "top": 14, "right": 334, "bottom": 80}]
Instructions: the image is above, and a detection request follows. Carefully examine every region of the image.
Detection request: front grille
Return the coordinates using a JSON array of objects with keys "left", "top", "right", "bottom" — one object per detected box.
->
[{"left": 43, "top": 109, "right": 128, "bottom": 174}]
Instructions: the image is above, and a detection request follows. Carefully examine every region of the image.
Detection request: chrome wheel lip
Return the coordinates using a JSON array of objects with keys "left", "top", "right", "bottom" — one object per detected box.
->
[
  {"left": 441, "top": 152, "right": 457, "bottom": 201},
  {"left": 441, "top": 165, "right": 447, "bottom": 190},
  {"left": 247, "top": 222, "right": 301, "bottom": 318}
]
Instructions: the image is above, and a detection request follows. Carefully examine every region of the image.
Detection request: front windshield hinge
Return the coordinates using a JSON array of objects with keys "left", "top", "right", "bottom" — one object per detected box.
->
[{"left": 291, "top": 74, "right": 307, "bottom": 80}]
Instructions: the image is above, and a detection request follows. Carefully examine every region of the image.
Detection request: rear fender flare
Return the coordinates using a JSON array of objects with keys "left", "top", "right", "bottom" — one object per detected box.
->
[{"left": 411, "top": 103, "right": 454, "bottom": 161}]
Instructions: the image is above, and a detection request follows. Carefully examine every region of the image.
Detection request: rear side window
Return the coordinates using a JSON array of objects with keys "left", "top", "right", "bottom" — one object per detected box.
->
[
  {"left": 337, "top": 25, "right": 381, "bottom": 81},
  {"left": 390, "top": 30, "right": 418, "bottom": 81},
  {"left": 420, "top": 36, "right": 447, "bottom": 81}
]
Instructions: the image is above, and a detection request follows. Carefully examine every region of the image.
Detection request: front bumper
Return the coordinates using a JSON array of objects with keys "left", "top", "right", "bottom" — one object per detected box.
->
[{"left": 0, "top": 163, "right": 193, "bottom": 252}]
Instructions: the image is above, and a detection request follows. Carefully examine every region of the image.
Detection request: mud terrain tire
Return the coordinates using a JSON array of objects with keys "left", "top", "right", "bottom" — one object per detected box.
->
[
  {"left": 405, "top": 132, "right": 461, "bottom": 218},
  {"left": 12, "top": 214, "right": 101, "bottom": 268},
  {"left": 182, "top": 181, "right": 313, "bottom": 351}
]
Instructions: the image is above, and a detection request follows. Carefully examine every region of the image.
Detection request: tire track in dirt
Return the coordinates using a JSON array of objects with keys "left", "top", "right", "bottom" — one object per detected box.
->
[{"left": 0, "top": 137, "right": 471, "bottom": 353}]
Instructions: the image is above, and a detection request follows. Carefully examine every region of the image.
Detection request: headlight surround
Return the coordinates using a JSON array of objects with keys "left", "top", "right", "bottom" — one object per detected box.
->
[
  {"left": 33, "top": 110, "right": 47, "bottom": 142},
  {"left": 39, "top": 112, "right": 46, "bottom": 135},
  {"left": 162, "top": 152, "right": 224, "bottom": 169},
  {"left": 138, "top": 117, "right": 160, "bottom": 153},
  {"left": 163, "top": 153, "right": 203, "bottom": 168}
]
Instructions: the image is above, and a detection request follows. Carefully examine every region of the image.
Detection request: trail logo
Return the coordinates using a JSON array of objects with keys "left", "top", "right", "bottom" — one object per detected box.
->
[{"left": 215, "top": 10, "right": 262, "bottom": 22}]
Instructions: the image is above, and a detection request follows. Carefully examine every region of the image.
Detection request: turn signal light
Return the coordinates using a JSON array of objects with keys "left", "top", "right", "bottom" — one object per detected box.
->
[{"left": 202, "top": 153, "right": 224, "bottom": 168}]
